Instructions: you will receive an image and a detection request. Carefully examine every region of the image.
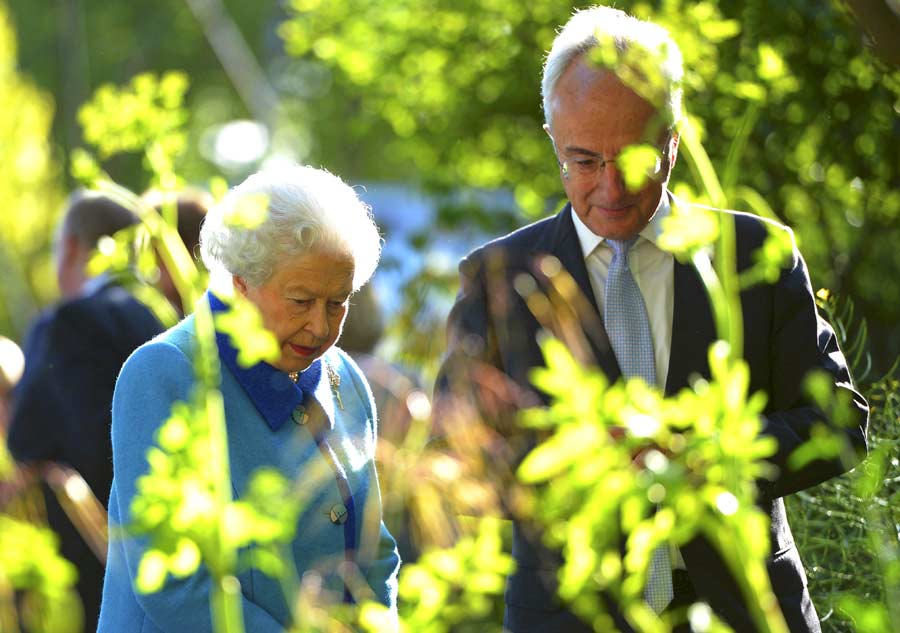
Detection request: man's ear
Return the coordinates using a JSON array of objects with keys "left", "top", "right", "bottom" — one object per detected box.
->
[
  {"left": 233, "top": 275, "right": 249, "bottom": 297},
  {"left": 668, "top": 132, "right": 679, "bottom": 170},
  {"left": 58, "top": 234, "right": 82, "bottom": 267}
]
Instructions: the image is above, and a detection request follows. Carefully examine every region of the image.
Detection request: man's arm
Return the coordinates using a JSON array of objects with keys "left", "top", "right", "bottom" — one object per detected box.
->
[
  {"left": 756, "top": 225, "right": 869, "bottom": 501},
  {"left": 7, "top": 312, "right": 65, "bottom": 464}
]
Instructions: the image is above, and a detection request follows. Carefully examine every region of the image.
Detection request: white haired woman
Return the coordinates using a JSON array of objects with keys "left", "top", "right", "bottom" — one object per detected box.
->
[{"left": 98, "top": 166, "right": 399, "bottom": 631}]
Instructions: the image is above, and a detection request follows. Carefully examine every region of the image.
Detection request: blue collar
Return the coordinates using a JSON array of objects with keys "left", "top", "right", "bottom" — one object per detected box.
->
[{"left": 208, "top": 292, "right": 324, "bottom": 432}]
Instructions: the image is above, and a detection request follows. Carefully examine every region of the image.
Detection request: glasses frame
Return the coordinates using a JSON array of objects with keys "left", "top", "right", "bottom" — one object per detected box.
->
[{"left": 552, "top": 133, "right": 675, "bottom": 183}]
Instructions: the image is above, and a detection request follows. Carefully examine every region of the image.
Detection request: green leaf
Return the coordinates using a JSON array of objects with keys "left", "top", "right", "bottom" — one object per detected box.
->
[
  {"left": 168, "top": 538, "right": 201, "bottom": 577},
  {"left": 618, "top": 143, "right": 664, "bottom": 192},
  {"left": 659, "top": 205, "right": 719, "bottom": 259},
  {"left": 214, "top": 297, "right": 280, "bottom": 367},
  {"left": 136, "top": 549, "right": 169, "bottom": 593},
  {"left": 221, "top": 193, "right": 270, "bottom": 229},
  {"left": 757, "top": 44, "right": 787, "bottom": 81}
]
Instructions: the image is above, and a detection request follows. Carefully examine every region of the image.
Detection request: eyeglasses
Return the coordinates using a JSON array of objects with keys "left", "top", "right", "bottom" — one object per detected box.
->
[{"left": 554, "top": 136, "right": 672, "bottom": 183}]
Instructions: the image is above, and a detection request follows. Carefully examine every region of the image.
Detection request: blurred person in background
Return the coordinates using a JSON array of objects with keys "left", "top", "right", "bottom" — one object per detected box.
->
[
  {"left": 5, "top": 191, "right": 165, "bottom": 630},
  {"left": 144, "top": 188, "right": 212, "bottom": 316},
  {"left": 98, "top": 165, "right": 400, "bottom": 631}
]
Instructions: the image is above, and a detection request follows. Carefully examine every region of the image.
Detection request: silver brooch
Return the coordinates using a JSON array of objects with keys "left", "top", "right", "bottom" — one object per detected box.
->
[{"left": 326, "top": 361, "right": 343, "bottom": 410}]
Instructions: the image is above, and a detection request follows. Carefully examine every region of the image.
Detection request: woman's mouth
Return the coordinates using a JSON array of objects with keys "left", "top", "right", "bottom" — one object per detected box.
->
[{"left": 289, "top": 343, "right": 320, "bottom": 357}]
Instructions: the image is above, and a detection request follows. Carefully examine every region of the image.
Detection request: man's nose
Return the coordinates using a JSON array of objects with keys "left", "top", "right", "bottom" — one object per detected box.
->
[{"left": 599, "top": 163, "right": 628, "bottom": 199}]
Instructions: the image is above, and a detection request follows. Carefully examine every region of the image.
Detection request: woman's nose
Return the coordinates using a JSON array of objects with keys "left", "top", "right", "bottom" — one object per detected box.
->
[{"left": 306, "top": 304, "right": 330, "bottom": 340}]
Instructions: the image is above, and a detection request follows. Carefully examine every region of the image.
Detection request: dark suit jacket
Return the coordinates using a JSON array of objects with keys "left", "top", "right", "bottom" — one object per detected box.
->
[
  {"left": 437, "top": 199, "right": 869, "bottom": 633},
  {"left": 7, "top": 279, "right": 163, "bottom": 630}
]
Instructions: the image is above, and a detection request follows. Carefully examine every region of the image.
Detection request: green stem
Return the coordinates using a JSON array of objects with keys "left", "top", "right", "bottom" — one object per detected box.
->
[
  {"left": 96, "top": 179, "right": 244, "bottom": 632},
  {"left": 95, "top": 180, "right": 202, "bottom": 311},
  {"left": 678, "top": 116, "right": 743, "bottom": 358},
  {"left": 721, "top": 103, "right": 760, "bottom": 195},
  {"left": 193, "top": 297, "right": 244, "bottom": 633},
  {"left": 211, "top": 575, "right": 245, "bottom": 633}
]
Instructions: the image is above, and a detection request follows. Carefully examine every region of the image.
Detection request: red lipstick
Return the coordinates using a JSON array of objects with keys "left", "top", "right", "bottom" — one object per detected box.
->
[{"left": 289, "top": 343, "right": 319, "bottom": 357}]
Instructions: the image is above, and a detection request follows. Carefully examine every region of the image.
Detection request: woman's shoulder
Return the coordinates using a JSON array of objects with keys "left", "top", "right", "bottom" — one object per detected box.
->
[
  {"left": 327, "top": 346, "right": 375, "bottom": 410},
  {"left": 328, "top": 347, "right": 371, "bottom": 392},
  {"left": 118, "top": 316, "right": 197, "bottom": 384}
]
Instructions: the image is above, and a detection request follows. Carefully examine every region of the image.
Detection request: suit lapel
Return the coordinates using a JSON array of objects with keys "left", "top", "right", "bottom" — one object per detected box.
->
[{"left": 539, "top": 205, "right": 622, "bottom": 382}]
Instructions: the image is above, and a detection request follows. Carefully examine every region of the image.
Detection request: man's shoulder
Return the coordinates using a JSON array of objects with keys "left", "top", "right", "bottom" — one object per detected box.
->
[
  {"left": 54, "top": 281, "right": 148, "bottom": 320},
  {"left": 32, "top": 283, "right": 164, "bottom": 366},
  {"left": 671, "top": 195, "right": 792, "bottom": 248},
  {"left": 463, "top": 212, "right": 562, "bottom": 268}
]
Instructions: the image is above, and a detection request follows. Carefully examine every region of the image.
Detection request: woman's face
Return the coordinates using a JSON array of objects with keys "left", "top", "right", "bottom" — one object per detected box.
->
[{"left": 234, "top": 249, "right": 355, "bottom": 373}]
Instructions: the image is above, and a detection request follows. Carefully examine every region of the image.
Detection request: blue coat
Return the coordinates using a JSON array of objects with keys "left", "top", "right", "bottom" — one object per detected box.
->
[{"left": 98, "top": 311, "right": 400, "bottom": 632}]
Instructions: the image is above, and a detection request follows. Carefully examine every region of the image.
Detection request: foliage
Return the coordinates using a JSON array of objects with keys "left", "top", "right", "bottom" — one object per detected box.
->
[
  {"left": 4, "top": 0, "right": 280, "bottom": 189},
  {"left": 519, "top": 338, "right": 775, "bottom": 632},
  {"left": 78, "top": 71, "right": 189, "bottom": 186},
  {"left": 0, "top": 3, "right": 78, "bottom": 627},
  {"left": 361, "top": 518, "right": 514, "bottom": 633},
  {"left": 0, "top": 0, "right": 63, "bottom": 341},
  {"left": 0, "top": 515, "right": 82, "bottom": 633}
]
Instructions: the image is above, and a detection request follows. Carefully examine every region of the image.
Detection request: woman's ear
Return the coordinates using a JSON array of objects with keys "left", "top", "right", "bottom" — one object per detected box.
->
[{"left": 233, "top": 275, "right": 249, "bottom": 297}]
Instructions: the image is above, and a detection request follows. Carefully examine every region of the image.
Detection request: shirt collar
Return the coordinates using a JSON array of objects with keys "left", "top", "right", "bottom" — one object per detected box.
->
[
  {"left": 571, "top": 193, "right": 672, "bottom": 260},
  {"left": 208, "top": 292, "right": 327, "bottom": 432},
  {"left": 80, "top": 272, "right": 113, "bottom": 298}
]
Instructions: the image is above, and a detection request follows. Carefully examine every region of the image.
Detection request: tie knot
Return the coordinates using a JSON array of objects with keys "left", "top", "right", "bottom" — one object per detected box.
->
[{"left": 607, "top": 237, "right": 638, "bottom": 258}]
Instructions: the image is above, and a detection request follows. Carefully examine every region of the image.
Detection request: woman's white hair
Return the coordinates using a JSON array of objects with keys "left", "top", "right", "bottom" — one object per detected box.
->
[
  {"left": 201, "top": 164, "right": 381, "bottom": 291},
  {"left": 542, "top": 5, "right": 684, "bottom": 129}
]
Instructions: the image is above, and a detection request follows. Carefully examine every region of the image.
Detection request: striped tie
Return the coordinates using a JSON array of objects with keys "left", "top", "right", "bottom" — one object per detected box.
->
[{"left": 604, "top": 237, "right": 673, "bottom": 614}]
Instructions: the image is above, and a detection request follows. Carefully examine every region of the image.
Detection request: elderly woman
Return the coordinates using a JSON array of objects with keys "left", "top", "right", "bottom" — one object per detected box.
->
[{"left": 98, "top": 166, "right": 400, "bottom": 631}]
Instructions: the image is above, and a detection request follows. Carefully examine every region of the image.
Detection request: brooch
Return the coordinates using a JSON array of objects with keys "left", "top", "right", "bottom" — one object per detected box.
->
[{"left": 326, "top": 361, "right": 344, "bottom": 410}]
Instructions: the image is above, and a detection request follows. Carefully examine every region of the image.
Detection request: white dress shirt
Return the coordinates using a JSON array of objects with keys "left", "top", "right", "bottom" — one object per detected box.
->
[
  {"left": 572, "top": 197, "right": 687, "bottom": 569},
  {"left": 571, "top": 197, "right": 675, "bottom": 390}
]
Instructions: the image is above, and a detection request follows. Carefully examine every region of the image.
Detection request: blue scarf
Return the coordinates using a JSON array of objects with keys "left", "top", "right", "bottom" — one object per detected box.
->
[{"left": 208, "top": 292, "right": 322, "bottom": 431}]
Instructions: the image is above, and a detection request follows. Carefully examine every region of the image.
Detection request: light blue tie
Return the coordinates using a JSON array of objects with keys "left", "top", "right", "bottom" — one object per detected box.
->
[{"left": 604, "top": 237, "right": 673, "bottom": 613}]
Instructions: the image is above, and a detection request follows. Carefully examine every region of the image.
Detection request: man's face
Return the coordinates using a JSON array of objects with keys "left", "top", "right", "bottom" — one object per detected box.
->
[{"left": 546, "top": 57, "right": 676, "bottom": 241}]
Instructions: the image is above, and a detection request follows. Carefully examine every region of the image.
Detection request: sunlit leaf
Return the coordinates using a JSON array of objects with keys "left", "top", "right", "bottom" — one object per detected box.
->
[
  {"left": 136, "top": 549, "right": 169, "bottom": 593},
  {"left": 169, "top": 538, "right": 201, "bottom": 577},
  {"left": 221, "top": 193, "right": 270, "bottom": 229},
  {"left": 214, "top": 297, "right": 280, "bottom": 367}
]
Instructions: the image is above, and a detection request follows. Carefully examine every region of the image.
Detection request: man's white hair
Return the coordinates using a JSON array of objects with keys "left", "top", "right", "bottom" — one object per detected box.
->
[
  {"left": 542, "top": 5, "right": 684, "bottom": 129},
  {"left": 201, "top": 164, "right": 381, "bottom": 291}
]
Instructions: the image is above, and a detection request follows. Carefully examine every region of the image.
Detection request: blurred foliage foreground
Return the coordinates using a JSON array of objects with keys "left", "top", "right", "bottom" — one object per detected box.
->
[{"left": 0, "top": 5, "right": 899, "bottom": 633}]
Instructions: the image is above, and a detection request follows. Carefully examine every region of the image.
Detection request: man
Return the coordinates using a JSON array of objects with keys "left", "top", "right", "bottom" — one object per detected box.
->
[
  {"left": 7, "top": 191, "right": 164, "bottom": 630},
  {"left": 436, "top": 6, "right": 868, "bottom": 633}
]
